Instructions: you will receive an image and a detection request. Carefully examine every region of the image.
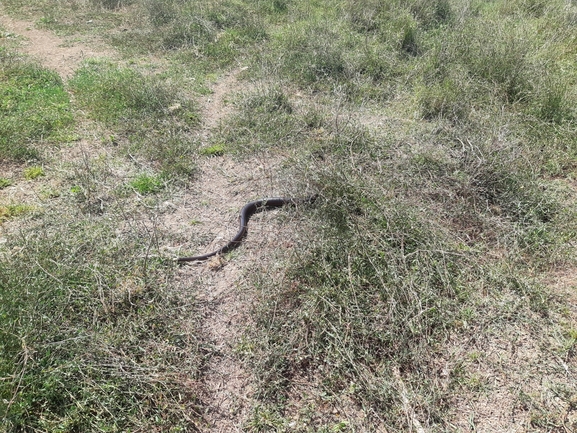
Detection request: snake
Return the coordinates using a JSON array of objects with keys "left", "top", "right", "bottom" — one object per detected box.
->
[{"left": 176, "top": 195, "right": 317, "bottom": 262}]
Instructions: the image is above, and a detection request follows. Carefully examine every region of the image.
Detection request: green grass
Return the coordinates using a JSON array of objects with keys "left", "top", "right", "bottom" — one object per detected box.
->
[
  {"left": 0, "top": 48, "right": 73, "bottom": 161},
  {"left": 199, "top": 143, "right": 226, "bottom": 156},
  {"left": 218, "top": 87, "right": 305, "bottom": 153},
  {"left": 69, "top": 60, "right": 200, "bottom": 181},
  {"left": 23, "top": 166, "right": 44, "bottom": 180},
  {"left": 0, "top": 203, "right": 33, "bottom": 223},
  {"left": 69, "top": 60, "right": 192, "bottom": 126},
  {"left": 0, "top": 45, "right": 204, "bottom": 432},
  {"left": 239, "top": 107, "right": 574, "bottom": 428},
  {"left": 0, "top": 178, "right": 13, "bottom": 189},
  {"left": 0, "top": 213, "right": 204, "bottom": 431},
  {"left": 129, "top": 173, "right": 165, "bottom": 194},
  {"left": 222, "top": 0, "right": 577, "bottom": 429}
]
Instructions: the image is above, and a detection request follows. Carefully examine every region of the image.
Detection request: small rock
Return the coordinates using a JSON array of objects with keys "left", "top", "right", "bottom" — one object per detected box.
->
[{"left": 168, "top": 103, "right": 182, "bottom": 113}]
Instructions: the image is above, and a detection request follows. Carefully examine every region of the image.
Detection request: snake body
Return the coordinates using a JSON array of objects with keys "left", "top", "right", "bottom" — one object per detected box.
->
[{"left": 177, "top": 195, "right": 317, "bottom": 262}]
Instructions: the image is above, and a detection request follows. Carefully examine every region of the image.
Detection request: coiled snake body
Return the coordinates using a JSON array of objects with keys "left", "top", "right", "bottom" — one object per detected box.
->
[{"left": 177, "top": 195, "right": 317, "bottom": 262}]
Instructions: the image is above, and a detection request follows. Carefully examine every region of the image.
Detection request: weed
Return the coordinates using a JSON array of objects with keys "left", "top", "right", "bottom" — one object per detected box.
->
[
  {"left": 0, "top": 203, "right": 33, "bottom": 223},
  {"left": 39, "top": 185, "right": 60, "bottom": 199},
  {"left": 129, "top": 173, "right": 164, "bottom": 194},
  {"left": 400, "top": 18, "right": 420, "bottom": 56},
  {"left": 24, "top": 166, "right": 44, "bottom": 180},
  {"left": 0, "top": 178, "right": 12, "bottom": 189},
  {"left": 200, "top": 143, "right": 226, "bottom": 156}
]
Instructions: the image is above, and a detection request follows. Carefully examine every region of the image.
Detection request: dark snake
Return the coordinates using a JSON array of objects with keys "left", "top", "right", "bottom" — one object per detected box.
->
[{"left": 176, "top": 195, "right": 317, "bottom": 262}]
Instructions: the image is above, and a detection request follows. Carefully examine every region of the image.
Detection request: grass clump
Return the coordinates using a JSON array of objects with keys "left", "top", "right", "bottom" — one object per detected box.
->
[
  {"left": 0, "top": 203, "right": 33, "bottom": 223},
  {"left": 456, "top": 18, "right": 533, "bottom": 103},
  {"left": 23, "top": 166, "right": 44, "bottom": 180},
  {"left": 532, "top": 77, "right": 574, "bottom": 124},
  {"left": 251, "top": 195, "right": 469, "bottom": 407},
  {"left": 200, "top": 143, "right": 226, "bottom": 156},
  {"left": 69, "top": 60, "right": 194, "bottom": 127},
  {"left": 271, "top": 21, "right": 348, "bottom": 87},
  {"left": 129, "top": 173, "right": 165, "bottom": 194},
  {"left": 0, "top": 49, "right": 73, "bottom": 162},
  {"left": 90, "top": 0, "right": 133, "bottom": 10},
  {"left": 218, "top": 87, "right": 303, "bottom": 152},
  {"left": 417, "top": 75, "right": 470, "bottom": 121},
  {"left": 69, "top": 60, "right": 200, "bottom": 181},
  {"left": 113, "top": 0, "right": 266, "bottom": 71},
  {"left": 0, "top": 178, "right": 12, "bottom": 189}
]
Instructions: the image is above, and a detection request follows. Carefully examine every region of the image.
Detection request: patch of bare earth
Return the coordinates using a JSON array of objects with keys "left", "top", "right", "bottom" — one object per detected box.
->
[
  {"left": 0, "top": 12, "right": 114, "bottom": 79},
  {"left": 161, "top": 69, "right": 304, "bottom": 431}
]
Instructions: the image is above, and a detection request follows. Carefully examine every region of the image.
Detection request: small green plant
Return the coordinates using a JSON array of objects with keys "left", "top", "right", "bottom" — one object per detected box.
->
[
  {"left": 129, "top": 173, "right": 164, "bottom": 194},
  {"left": 0, "top": 203, "right": 33, "bottom": 222},
  {"left": 200, "top": 143, "right": 226, "bottom": 156},
  {"left": 24, "top": 166, "right": 44, "bottom": 180},
  {"left": 0, "top": 178, "right": 12, "bottom": 189}
]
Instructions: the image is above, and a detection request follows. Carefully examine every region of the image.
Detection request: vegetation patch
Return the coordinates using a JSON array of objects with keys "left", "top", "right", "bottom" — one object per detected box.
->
[
  {"left": 69, "top": 60, "right": 187, "bottom": 126},
  {"left": 23, "top": 166, "right": 44, "bottom": 180},
  {"left": 69, "top": 60, "right": 200, "bottom": 181},
  {"left": 0, "top": 203, "right": 33, "bottom": 223},
  {"left": 0, "top": 49, "right": 73, "bottom": 162},
  {"left": 0, "top": 210, "right": 204, "bottom": 432},
  {"left": 200, "top": 143, "right": 226, "bottom": 157},
  {"left": 129, "top": 172, "right": 165, "bottom": 194},
  {"left": 0, "top": 178, "right": 13, "bottom": 189},
  {"left": 2, "top": 0, "right": 577, "bottom": 430}
]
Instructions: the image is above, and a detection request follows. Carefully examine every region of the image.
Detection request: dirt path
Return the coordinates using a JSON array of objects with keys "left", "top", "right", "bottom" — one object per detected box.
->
[
  {"left": 0, "top": 13, "right": 112, "bottom": 78},
  {"left": 163, "top": 69, "right": 300, "bottom": 430}
]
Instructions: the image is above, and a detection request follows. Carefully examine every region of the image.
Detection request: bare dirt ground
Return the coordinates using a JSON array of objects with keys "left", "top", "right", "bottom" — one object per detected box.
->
[
  {"left": 163, "top": 68, "right": 305, "bottom": 431},
  {"left": 0, "top": 12, "right": 113, "bottom": 78}
]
